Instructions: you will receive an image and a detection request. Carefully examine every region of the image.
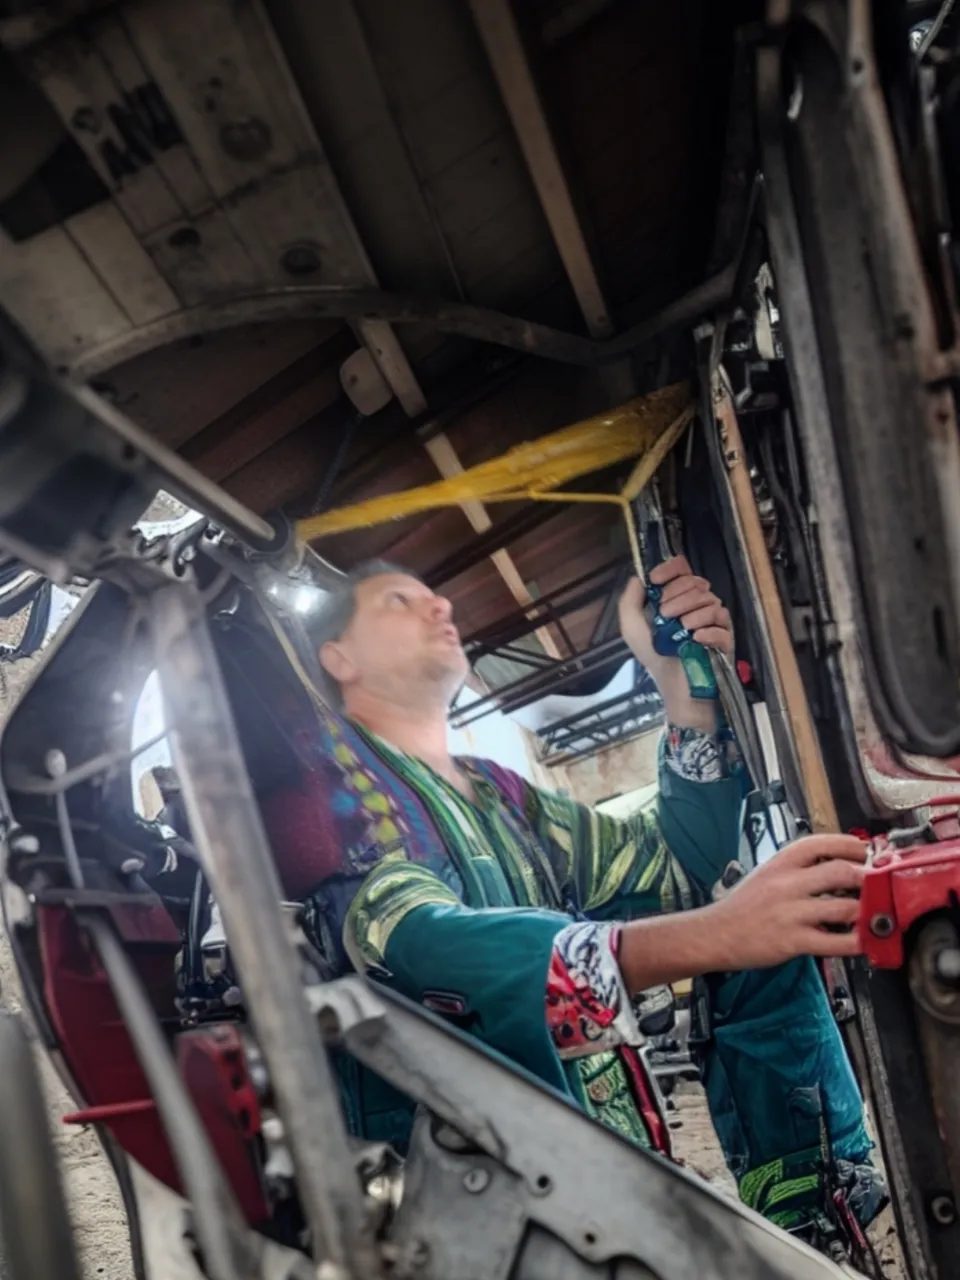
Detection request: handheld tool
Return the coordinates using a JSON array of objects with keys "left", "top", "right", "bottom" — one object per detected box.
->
[
  {"left": 636, "top": 496, "right": 719, "bottom": 701},
  {"left": 634, "top": 487, "right": 777, "bottom": 817}
]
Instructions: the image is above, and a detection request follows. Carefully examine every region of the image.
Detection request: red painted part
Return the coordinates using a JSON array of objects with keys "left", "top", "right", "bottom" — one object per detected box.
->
[
  {"left": 859, "top": 836, "right": 960, "bottom": 968},
  {"left": 736, "top": 659, "right": 752, "bottom": 686},
  {"left": 37, "top": 906, "right": 269, "bottom": 1224},
  {"left": 63, "top": 1099, "right": 155, "bottom": 1125},
  {"left": 176, "top": 1025, "right": 269, "bottom": 1222},
  {"left": 39, "top": 904, "right": 183, "bottom": 1189}
]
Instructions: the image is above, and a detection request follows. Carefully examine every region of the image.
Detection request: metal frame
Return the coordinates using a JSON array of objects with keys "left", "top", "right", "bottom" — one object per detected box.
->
[
  {"left": 536, "top": 678, "right": 663, "bottom": 765},
  {"left": 305, "top": 976, "right": 846, "bottom": 1280},
  {"left": 68, "top": 269, "right": 737, "bottom": 381},
  {"left": 453, "top": 560, "right": 632, "bottom": 726},
  {"left": 758, "top": 8, "right": 960, "bottom": 1277},
  {"left": 470, "top": 0, "right": 614, "bottom": 340},
  {"left": 0, "top": 319, "right": 851, "bottom": 1280}
]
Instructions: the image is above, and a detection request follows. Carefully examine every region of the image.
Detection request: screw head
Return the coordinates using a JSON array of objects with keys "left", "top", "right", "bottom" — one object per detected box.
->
[
  {"left": 219, "top": 117, "right": 271, "bottom": 161},
  {"left": 9, "top": 831, "right": 39, "bottom": 855},
  {"left": 45, "top": 749, "right": 67, "bottom": 778},
  {"left": 463, "top": 1167, "right": 490, "bottom": 1194},
  {"left": 281, "top": 243, "right": 322, "bottom": 277},
  {"left": 869, "top": 913, "right": 895, "bottom": 938},
  {"left": 930, "top": 1194, "right": 956, "bottom": 1226}
]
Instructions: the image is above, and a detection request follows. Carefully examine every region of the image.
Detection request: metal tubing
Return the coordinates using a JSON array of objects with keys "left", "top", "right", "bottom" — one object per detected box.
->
[
  {"left": 464, "top": 560, "right": 625, "bottom": 653},
  {"left": 82, "top": 913, "right": 263, "bottom": 1280},
  {"left": 71, "top": 382, "right": 277, "bottom": 551},
  {"left": 71, "top": 269, "right": 736, "bottom": 379},
  {"left": 454, "top": 636, "right": 629, "bottom": 725},
  {"left": 149, "top": 579, "right": 377, "bottom": 1276}
]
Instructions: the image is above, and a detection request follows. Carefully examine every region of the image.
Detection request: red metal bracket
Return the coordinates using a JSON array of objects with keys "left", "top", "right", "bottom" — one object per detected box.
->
[
  {"left": 860, "top": 831, "right": 960, "bottom": 968},
  {"left": 62, "top": 1099, "right": 155, "bottom": 1126}
]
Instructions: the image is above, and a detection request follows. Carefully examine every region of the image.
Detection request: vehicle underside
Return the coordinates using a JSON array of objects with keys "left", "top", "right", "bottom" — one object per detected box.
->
[{"left": 1, "top": 1, "right": 960, "bottom": 1278}]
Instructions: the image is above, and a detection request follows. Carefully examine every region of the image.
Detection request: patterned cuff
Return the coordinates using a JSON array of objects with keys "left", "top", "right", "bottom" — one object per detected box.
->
[
  {"left": 546, "top": 921, "right": 641, "bottom": 1060},
  {"left": 664, "top": 724, "right": 738, "bottom": 782}
]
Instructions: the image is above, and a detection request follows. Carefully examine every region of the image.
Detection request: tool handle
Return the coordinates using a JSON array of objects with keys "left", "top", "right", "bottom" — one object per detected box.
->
[{"left": 644, "top": 582, "right": 718, "bottom": 701}]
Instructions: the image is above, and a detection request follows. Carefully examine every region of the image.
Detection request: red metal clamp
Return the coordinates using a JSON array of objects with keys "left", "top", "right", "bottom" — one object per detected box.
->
[{"left": 859, "top": 827, "right": 960, "bottom": 968}]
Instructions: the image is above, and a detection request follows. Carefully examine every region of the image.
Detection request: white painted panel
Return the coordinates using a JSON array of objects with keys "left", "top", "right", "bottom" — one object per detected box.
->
[
  {"left": 66, "top": 202, "right": 179, "bottom": 324},
  {"left": 0, "top": 225, "right": 130, "bottom": 365}
]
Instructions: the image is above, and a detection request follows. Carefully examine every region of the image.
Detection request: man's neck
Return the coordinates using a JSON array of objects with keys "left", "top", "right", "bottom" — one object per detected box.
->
[{"left": 347, "top": 687, "right": 455, "bottom": 777}]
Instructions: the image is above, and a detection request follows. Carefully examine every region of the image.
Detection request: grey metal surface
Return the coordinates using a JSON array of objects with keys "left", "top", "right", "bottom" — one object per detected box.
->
[
  {"left": 81, "top": 912, "right": 265, "bottom": 1280},
  {"left": 149, "top": 579, "right": 379, "bottom": 1277},
  {"left": 0, "top": 1014, "right": 80, "bottom": 1280},
  {"left": 309, "top": 976, "right": 847, "bottom": 1280},
  {"left": 770, "top": 2, "right": 960, "bottom": 756},
  {"left": 70, "top": 269, "right": 736, "bottom": 379}
]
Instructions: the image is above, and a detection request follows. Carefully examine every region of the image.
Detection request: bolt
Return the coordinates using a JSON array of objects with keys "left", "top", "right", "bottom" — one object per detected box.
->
[
  {"left": 71, "top": 106, "right": 99, "bottom": 134},
  {"left": 463, "top": 1167, "right": 490, "bottom": 1194},
  {"left": 168, "top": 226, "right": 201, "bottom": 250},
  {"left": 45, "top": 749, "right": 67, "bottom": 779},
  {"left": 406, "top": 1240, "right": 430, "bottom": 1269},
  {"left": 281, "top": 243, "right": 322, "bottom": 277},
  {"left": 930, "top": 1194, "right": 956, "bottom": 1226},
  {"left": 219, "top": 117, "right": 271, "bottom": 161},
  {"left": 9, "top": 831, "right": 39, "bottom": 855},
  {"left": 869, "top": 913, "right": 895, "bottom": 938}
]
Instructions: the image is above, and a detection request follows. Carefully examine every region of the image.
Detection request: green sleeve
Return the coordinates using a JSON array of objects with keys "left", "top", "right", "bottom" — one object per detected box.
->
[
  {"left": 523, "top": 734, "right": 746, "bottom": 920},
  {"left": 344, "top": 855, "right": 571, "bottom": 1092}
]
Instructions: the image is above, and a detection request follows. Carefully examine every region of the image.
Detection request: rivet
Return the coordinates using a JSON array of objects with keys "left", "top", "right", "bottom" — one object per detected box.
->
[
  {"left": 463, "top": 1167, "right": 490, "bottom": 1194},
  {"left": 930, "top": 1194, "right": 956, "bottom": 1226},
  {"left": 869, "top": 914, "right": 895, "bottom": 938}
]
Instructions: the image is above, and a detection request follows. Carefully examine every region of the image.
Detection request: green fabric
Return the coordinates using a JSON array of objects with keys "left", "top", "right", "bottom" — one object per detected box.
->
[
  {"left": 327, "top": 726, "right": 870, "bottom": 1224},
  {"left": 345, "top": 727, "right": 744, "bottom": 1143},
  {"left": 347, "top": 728, "right": 746, "bottom": 964},
  {"left": 739, "top": 1146, "right": 825, "bottom": 1231}
]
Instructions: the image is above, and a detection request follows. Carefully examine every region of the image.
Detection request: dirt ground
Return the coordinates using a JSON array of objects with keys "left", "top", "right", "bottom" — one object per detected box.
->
[
  {"left": 668, "top": 1085, "right": 906, "bottom": 1277},
  {"left": 0, "top": 931, "right": 135, "bottom": 1280}
]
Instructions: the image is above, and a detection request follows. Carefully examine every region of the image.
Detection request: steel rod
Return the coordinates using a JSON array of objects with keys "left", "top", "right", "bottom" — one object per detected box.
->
[{"left": 149, "top": 579, "right": 377, "bottom": 1276}]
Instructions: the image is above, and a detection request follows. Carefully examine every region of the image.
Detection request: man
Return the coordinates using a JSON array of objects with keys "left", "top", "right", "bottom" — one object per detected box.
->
[{"left": 259, "top": 555, "right": 885, "bottom": 1239}]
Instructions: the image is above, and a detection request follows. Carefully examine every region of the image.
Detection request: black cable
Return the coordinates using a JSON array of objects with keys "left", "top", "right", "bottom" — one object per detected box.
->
[
  {"left": 308, "top": 413, "right": 362, "bottom": 517},
  {"left": 0, "top": 578, "right": 52, "bottom": 658}
]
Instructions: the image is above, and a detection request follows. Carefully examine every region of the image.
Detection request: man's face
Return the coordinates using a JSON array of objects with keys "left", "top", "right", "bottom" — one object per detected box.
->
[{"left": 322, "top": 573, "right": 468, "bottom": 707}]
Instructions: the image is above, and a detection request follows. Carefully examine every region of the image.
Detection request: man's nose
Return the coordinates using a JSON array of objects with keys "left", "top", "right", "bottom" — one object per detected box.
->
[{"left": 425, "top": 594, "right": 453, "bottom": 622}]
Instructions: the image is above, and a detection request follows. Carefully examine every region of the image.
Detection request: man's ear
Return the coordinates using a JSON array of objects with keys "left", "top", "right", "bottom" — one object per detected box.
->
[{"left": 320, "top": 639, "right": 356, "bottom": 687}]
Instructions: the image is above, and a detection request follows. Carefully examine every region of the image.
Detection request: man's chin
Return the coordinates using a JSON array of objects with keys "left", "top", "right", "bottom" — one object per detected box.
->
[{"left": 423, "top": 653, "right": 469, "bottom": 693}]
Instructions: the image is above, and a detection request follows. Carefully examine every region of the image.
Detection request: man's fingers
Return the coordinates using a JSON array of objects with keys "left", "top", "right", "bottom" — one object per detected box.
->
[
  {"left": 679, "top": 602, "right": 728, "bottom": 632},
  {"left": 649, "top": 556, "right": 692, "bottom": 587},
  {"left": 692, "top": 626, "right": 734, "bottom": 654},
  {"left": 798, "top": 858, "right": 866, "bottom": 896},
  {"left": 658, "top": 575, "right": 709, "bottom": 607},
  {"left": 779, "top": 834, "right": 869, "bottom": 868},
  {"left": 618, "top": 578, "right": 645, "bottom": 614},
  {"left": 801, "top": 896, "right": 860, "bottom": 927},
  {"left": 799, "top": 927, "right": 864, "bottom": 959},
  {"left": 659, "top": 586, "right": 717, "bottom": 619}
]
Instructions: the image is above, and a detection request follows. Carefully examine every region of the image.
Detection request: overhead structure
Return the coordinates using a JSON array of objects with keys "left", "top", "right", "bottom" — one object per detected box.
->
[{"left": 0, "top": 0, "right": 745, "bottom": 731}]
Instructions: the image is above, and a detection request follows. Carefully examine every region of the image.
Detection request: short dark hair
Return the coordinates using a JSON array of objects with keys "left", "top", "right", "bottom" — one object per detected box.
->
[{"left": 310, "top": 559, "right": 417, "bottom": 708}]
